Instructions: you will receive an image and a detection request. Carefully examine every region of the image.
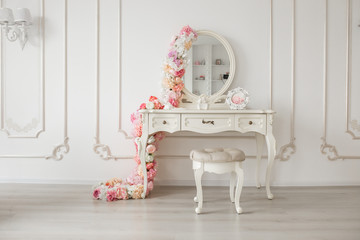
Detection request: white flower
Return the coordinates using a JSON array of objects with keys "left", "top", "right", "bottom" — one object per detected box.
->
[
  {"left": 147, "top": 136, "right": 155, "bottom": 144},
  {"left": 146, "top": 102, "right": 155, "bottom": 109},
  {"left": 146, "top": 154, "right": 154, "bottom": 163}
]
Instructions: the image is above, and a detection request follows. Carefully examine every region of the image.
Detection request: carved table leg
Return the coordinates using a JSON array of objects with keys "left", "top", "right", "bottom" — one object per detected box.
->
[
  {"left": 265, "top": 132, "right": 276, "bottom": 200},
  {"left": 255, "top": 133, "right": 264, "bottom": 189}
]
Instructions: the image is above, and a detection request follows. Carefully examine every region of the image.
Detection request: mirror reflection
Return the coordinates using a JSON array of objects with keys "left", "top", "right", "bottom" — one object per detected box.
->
[{"left": 184, "top": 35, "right": 230, "bottom": 96}]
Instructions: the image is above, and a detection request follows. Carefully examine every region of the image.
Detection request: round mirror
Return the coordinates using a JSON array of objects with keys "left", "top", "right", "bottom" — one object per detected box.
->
[{"left": 182, "top": 30, "right": 235, "bottom": 103}]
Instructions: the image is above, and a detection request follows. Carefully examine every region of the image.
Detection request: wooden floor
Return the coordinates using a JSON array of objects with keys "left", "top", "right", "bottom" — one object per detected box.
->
[{"left": 0, "top": 184, "right": 359, "bottom": 240}]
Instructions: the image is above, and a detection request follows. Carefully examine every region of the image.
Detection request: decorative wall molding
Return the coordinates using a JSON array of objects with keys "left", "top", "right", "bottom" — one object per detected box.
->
[
  {"left": 0, "top": 0, "right": 44, "bottom": 138},
  {"left": 275, "top": 0, "right": 297, "bottom": 161},
  {"left": 5, "top": 118, "right": 39, "bottom": 134},
  {"left": 94, "top": 0, "right": 133, "bottom": 161},
  {"left": 320, "top": 0, "right": 360, "bottom": 160},
  {"left": 0, "top": 0, "right": 69, "bottom": 160},
  {"left": 345, "top": 0, "right": 359, "bottom": 139}
]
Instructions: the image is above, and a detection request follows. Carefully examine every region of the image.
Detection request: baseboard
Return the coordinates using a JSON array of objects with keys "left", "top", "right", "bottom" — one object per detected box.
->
[{"left": 0, "top": 178, "right": 359, "bottom": 187}]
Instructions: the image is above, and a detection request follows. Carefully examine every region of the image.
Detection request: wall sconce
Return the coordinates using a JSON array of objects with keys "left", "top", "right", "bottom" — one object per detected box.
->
[{"left": 0, "top": 8, "right": 32, "bottom": 50}]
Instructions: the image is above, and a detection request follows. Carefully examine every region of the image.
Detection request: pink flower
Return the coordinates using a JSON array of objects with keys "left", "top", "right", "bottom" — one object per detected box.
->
[
  {"left": 168, "top": 50, "right": 177, "bottom": 59},
  {"left": 147, "top": 168, "right": 157, "bottom": 181},
  {"left": 180, "top": 25, "right": 195, "bottom": 36},
  {"left": 146, "top": 144, "right": 156, "bottom": 154},
  {"left": 173, "top": 83, "right": 184, "bottom": 92},
  {"left": 231, "top": 95, "right": 245, "bottom": 104},
  {"left": 133, "top": 154, "right": 141, "bottom": 165},
  {"left": 174, "top": 69, "right": 185, "bottom": 78},
  {"left": 133, "top": 124, "right": 142, "bottom": 137},
  {"left": 174, "top": 58, "right": 182, "bottom": 68},
  {"left": 154, "top": 132, "right": 166, "bottom": 141},
  {"left": 146, "top": 162, "right": 154, "bottom": 170},
  {"left": 139, "top": 103, "right": 146, "bottom": 110},
  {"left": 169, "top": 98, "right": 179, "bottom": 107},
  {"left": 93, "top": 188, "right": 101, "bottom": 199},
  {"left": 116, "top": 186, "right": 128, "bottom": 200},
  {"left": 106, "top": 189, "right": 117, "bottom": 201}
]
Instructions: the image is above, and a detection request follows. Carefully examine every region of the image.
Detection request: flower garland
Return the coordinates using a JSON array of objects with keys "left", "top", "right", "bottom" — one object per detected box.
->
[
  {"left": 161, "top": 25, "right": 198, "bottom": 109},
  {"left": 92, "top": 26, "right": 197, "bottom": 201}
]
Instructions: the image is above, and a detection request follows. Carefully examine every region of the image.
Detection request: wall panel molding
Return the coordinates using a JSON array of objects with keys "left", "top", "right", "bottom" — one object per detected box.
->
[
  {"left": 345, "top": 0, "right": 360, "bottom": 139},
  {"left": 0, "top": 0, "right": 44, "bottom": 138},
  {"left": 320, "top": 0, "right": 360, "bottom": 160},
  {"left": 0, "top": 0, "right": 69, "bottom": 160},
  {"left": 93, "top": 0, "right": 133, "bottom": 160},
  {"left": 275, "top": 0, "right": 296, "bottom": 161}
]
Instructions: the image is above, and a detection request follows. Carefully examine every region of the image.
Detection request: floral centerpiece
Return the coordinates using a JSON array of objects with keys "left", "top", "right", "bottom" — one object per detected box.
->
[{"left": 92, "top": 26, "right": 197, "bottom": 201}]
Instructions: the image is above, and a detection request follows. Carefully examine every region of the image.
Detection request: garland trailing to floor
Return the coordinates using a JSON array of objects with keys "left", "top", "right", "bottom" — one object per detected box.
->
[{"left": 92, "top": 26, "right": 198, "bottom": 201}]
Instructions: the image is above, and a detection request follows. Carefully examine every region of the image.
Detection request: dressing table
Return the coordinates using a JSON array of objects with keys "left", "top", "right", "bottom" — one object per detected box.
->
[{"left": 138, "top": 30, "right": 276, "bottom": 200}]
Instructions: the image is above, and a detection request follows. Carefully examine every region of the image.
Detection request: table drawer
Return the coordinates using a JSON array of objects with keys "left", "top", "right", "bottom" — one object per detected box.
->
[
  {"left": 149, "top": 114, "right": 180, "bottom": 134},
  {"left": 181, "top": 114, "right": 235, "bottom": 133},
  {"left": 235, "top": 114, "right": 266, "bottom": 134}
]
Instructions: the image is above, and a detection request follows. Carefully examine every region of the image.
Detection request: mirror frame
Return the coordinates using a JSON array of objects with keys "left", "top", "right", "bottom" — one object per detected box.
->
[{"left": 181, "top": 30, "right": 236, "bottom": 106}]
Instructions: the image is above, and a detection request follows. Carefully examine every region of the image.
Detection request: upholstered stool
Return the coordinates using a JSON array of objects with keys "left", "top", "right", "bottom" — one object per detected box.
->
[{"left": 190, "top": 148, "right": 245, "bottom": 214}]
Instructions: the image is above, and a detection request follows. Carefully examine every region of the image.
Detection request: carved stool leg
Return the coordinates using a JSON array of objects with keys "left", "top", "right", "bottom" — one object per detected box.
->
[
  {"left": 193, "top": 169, "right": 198, "bottom": 203},
  {"left": 194, "top": 164, "right": 204, "bottom": 214},
  {"left": 234, "top": 163, "right": 244, "bottom": 214},
  {"left": 230, "top": 171, "right": 236, "bottom": 203}
]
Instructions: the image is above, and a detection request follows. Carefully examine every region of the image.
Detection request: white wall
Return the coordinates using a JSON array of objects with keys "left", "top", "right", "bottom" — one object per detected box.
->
[{"left": 1, "top": 0, "right": 359, "bottom": 187}]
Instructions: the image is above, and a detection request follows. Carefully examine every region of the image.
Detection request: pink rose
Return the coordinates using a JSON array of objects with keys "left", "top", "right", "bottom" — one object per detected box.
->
[
  {"left": 93, "top": 188, "right": 101, "bottom": 199},
  {"left": 169, "top": 98, "right": 179, "bottom": 107},
  {"left": 173, "top": 83, "right": 184, "bottom": 92},
  {"left": 146, "top": 162, "right": 154, "bottom": 170},
  {"left": 231, "top": 95, "right": 244, "bottom": 104},
  {"left": 106, "top": 189, "right": 117, "bottom": 201},
  {"left": 147, "top": 168, "right": 157, "bottom": 181},
  {"left": 180, "top": 25, "right": 195, "bottom": 36},
  {"left": 174, "top": 69, "right": 185, "bottom": 78},
  {"left": 139, "top": 103, "right": 146, "bottom": 110},
  {"left": 146, "top": 144, "right": 156, "bottom": 154}
]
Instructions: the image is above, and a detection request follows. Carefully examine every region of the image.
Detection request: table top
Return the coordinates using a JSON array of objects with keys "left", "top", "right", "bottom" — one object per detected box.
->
[{"left": 139, "top": 109, "right": 276, "bottom": 114}]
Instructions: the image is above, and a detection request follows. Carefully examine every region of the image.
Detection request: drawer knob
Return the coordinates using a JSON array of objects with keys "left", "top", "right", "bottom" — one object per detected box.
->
[
  {"left": 202, "top": 119, "right": 214, "bottom": 125},
  {"left": 249, "top": 121, "right": 253, "bottom": 125},
  {"left": 163, "top": 120, "right": 167, "bottom": 124}
]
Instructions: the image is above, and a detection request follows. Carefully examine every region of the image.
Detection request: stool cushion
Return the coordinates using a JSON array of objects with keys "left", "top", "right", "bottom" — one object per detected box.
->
[{"left": 190, "top": 148, "right": 245, "bottom": 163}]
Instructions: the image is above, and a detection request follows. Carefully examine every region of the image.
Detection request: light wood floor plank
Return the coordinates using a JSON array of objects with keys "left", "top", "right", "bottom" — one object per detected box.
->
[{"left": 0, "top": 184, "right": 359, "bottom": 240}]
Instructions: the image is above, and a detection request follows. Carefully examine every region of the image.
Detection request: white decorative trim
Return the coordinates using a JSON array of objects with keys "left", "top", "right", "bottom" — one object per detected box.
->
[
  {"left": 5, "top": 118, "right": 39, "bottom": 133},
  {"left": 93, "top": 0, "right": 133, "bottom": 161},
  {"left": 45, "top": 137, "right": 70, "bottom": 161},
  {"left": 0, "top": 0, "right": 45, "bottom": 138},
  {"left": 269, "top": 0, "right": 273, "bottom": 109},
  {"left": 345, "top": 0, "right": 359, "bottom": 139},
  {"left": 321, "top": 0, "right": 360, "bottom": 160},
  {"left": 0, "top": 0, "right": 69, "bottom": 160},
  {"left": 276, "top": 0, "right": 297, "bottom": 161}
]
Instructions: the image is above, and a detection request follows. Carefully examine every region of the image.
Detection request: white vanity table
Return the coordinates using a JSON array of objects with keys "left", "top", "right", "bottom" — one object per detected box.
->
[
  {"left": 138, "top": 109, "right": 276, "bottom": 200},
  {"left": 138, "top": 30, "right": 277, "bottom": 200}
]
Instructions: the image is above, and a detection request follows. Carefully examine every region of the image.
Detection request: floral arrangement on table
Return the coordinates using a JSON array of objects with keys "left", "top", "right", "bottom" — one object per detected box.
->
[
  {"left": 92, "top": 25, "right": 197, "bottom": 201},
  {"left": 161, "top": 25, "right": 198, "bottom": 109}
]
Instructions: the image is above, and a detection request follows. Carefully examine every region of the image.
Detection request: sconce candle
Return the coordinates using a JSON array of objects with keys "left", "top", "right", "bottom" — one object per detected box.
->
[{"left": 0, "top": 7, "right": 32, "bottom": 49}]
